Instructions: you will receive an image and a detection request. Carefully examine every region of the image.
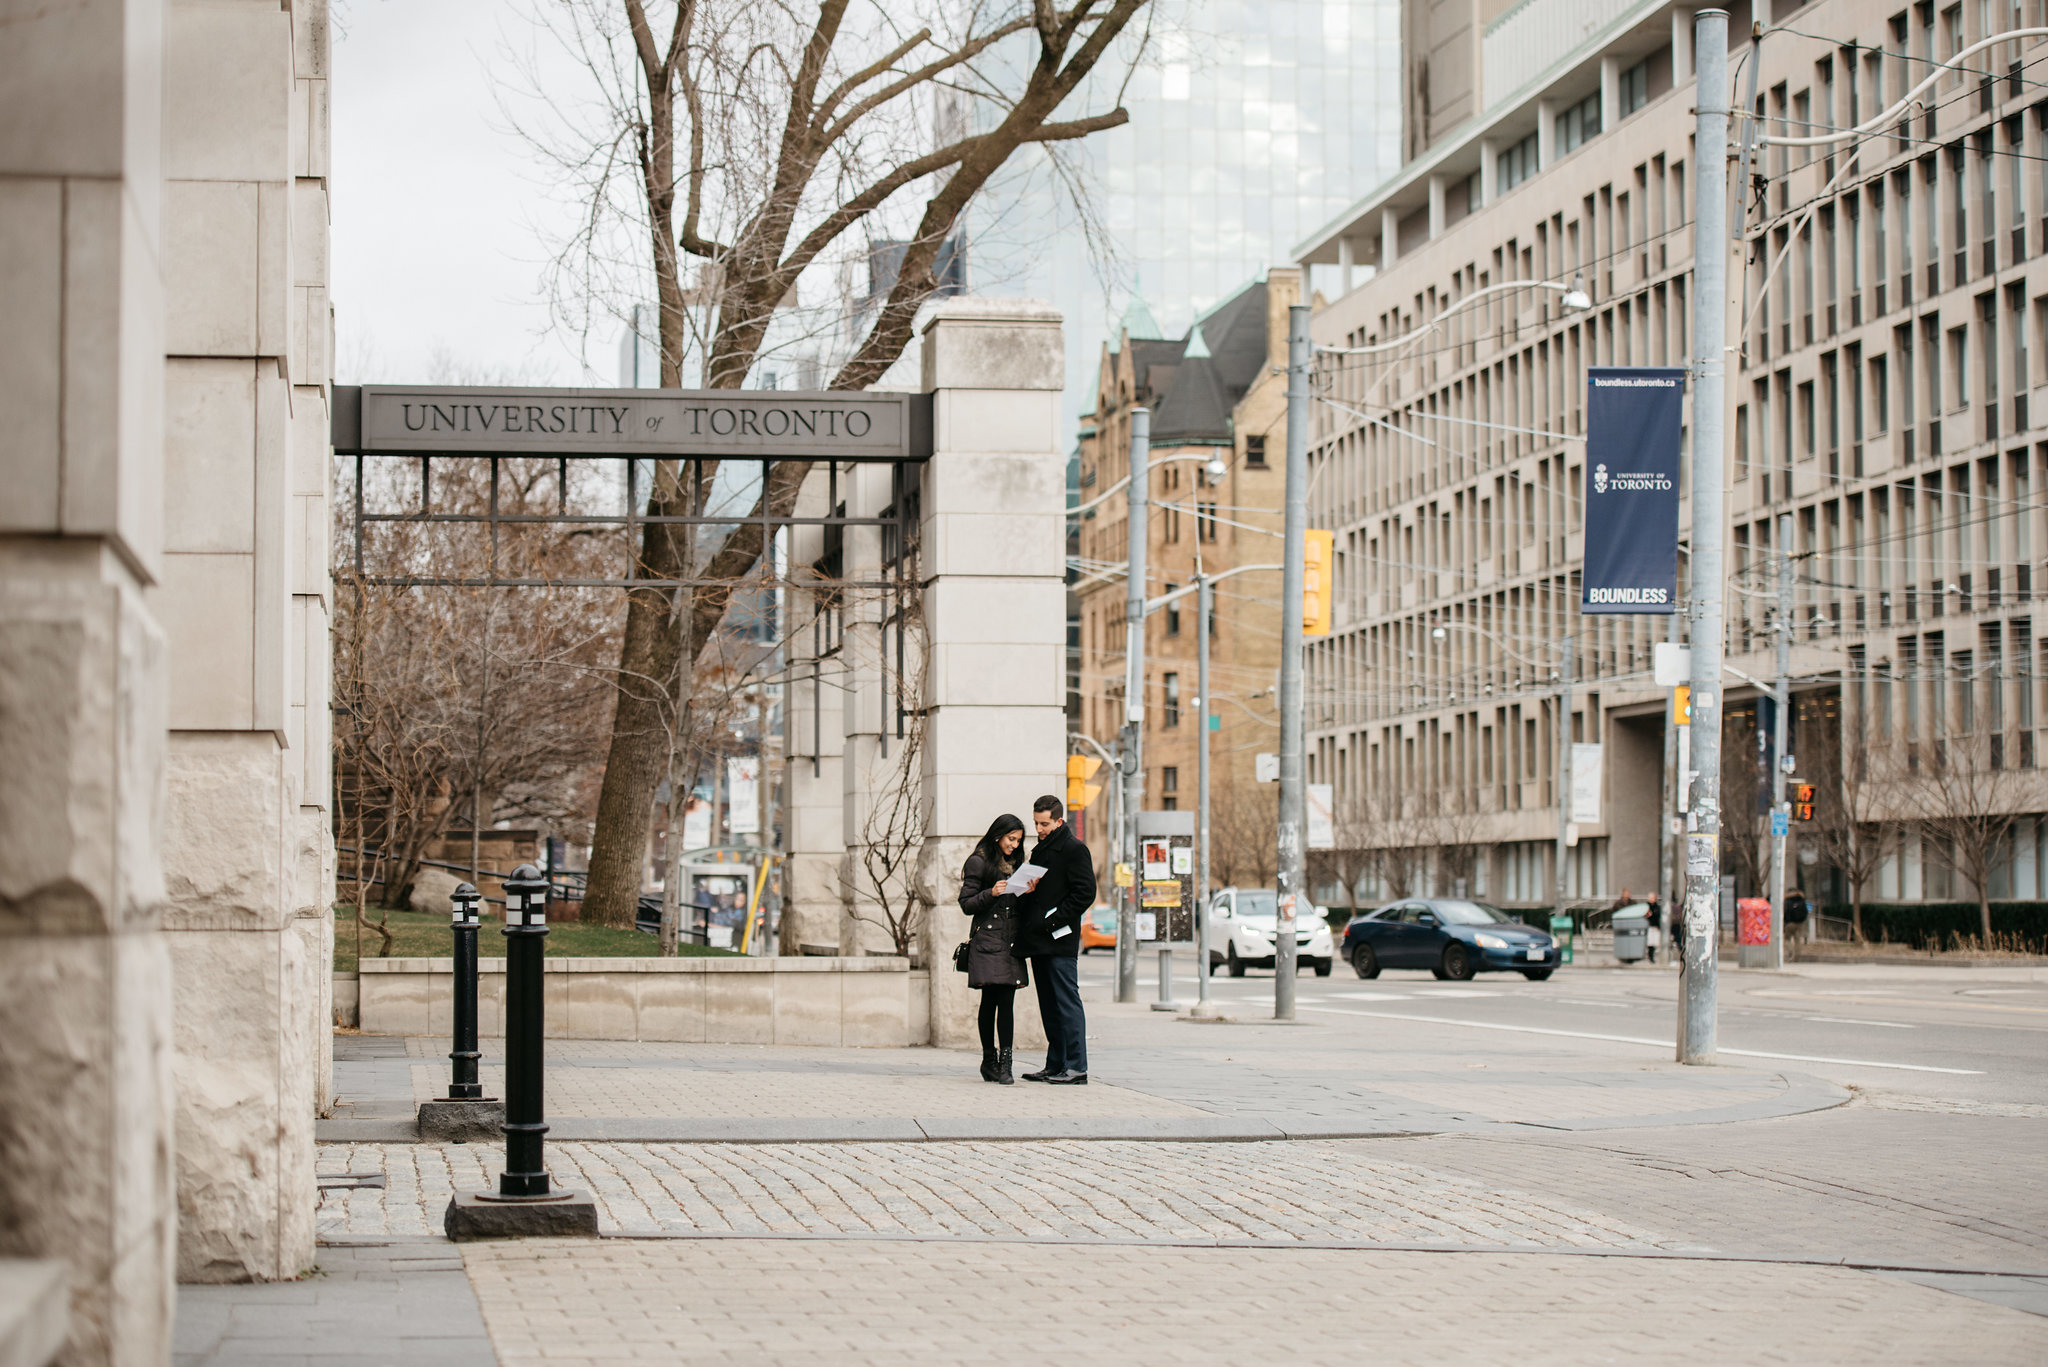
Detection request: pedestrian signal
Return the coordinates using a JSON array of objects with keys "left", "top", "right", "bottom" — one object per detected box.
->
[
  {"left": 1303, "top": 529, "right": 1334, "bottom": 637},
  {"left": 1791, "top": 782, "right": 1815, "bottom": 822},
  {"left": 1066, "top": 754, "right": 1104, "bottom": 811}
]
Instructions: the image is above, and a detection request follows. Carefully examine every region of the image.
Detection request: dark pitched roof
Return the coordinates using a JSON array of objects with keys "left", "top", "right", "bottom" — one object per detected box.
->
[{"left": 1149, "top": 280, "right": 1268, "bottom": 444}]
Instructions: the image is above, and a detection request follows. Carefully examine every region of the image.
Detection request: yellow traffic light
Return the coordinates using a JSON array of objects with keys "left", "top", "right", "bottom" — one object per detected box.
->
[
  {"left": 1302, "top": 529, "right": 1334, "bottom": 637},
  {"left": 1792, "top": 781, "right": 1816, "bottom": 822},
  {"left": 1066, "top": 753, "right": 1104, "bottom": 811},
  {"left": 1671, "top": 685, "right": 1691, "bottom": 725}
]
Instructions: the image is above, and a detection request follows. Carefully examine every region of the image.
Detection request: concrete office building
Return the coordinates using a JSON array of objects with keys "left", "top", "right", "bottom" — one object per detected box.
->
[
  {"left": 1071, "top": 274, "right": 1299, "bottom": 889},
  {"left": 2, "top": 0, "right": 334, "bottom": 1357},
  {"left": 1294, "top": 0, "right": 2048, "bottom": 915}
]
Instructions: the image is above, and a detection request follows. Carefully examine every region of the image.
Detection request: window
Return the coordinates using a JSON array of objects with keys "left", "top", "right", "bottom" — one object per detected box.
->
[
  {"left": 1497, "top": 131, "right": 1539, "bottom": 192},
  {"left": 1799, "top": 380, "right": 1817, "bottom": 458},
  {"left": 1163, "top": 672, "right": 1181, "bottom": 728},
  {"left": 1161, "top": 765, "right": 1178, "bottom": 793},
  {"left": 1556, "top": 92, "right": 1602, "bottom": 155},
  {"left": 1165, "top": 586, "right": 1180, "bottom": 636},
  {"left": 1198, "top": 502, "right": 1218, "bottom": 541},
  {"left": 1872, "top": 353, "right": 1891, "bottom": 432},
  {"left": 1949, "top": 325, "right": 1969, "bottom": 408},
  {"left": 1620, "top": 59, "right": 1650, "bottom": 117},
  {"left": 1736, "top": 402, "right": 1751, "bottom": 478},
  {"left": 1244, "top": 434, "right": 1267, "bottom": 467}
]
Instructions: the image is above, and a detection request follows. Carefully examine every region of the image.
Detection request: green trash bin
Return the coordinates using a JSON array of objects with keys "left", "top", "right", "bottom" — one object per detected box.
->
[{"left": 1549, "top": 913, "right": 1575, "bottom": 965}]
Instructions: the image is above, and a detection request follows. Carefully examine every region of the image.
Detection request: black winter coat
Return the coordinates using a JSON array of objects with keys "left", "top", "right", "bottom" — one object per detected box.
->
[
  {"left": 1016, "top": 821, "right": 1096, "bottom": 959},
  {"left": 958, "top": 850, "right": 1029, "bottom": 989}
]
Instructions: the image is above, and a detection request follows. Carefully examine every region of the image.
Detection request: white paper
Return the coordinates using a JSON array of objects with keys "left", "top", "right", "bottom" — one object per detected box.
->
[
  {"left": 1570, "top": 743, "right": 1602, "bottom": 824},
  {"left": 1004, "top": 863, "right": 1046, "bottom": 896},
  {"left": 1171, "top": 847, "right": 1192, "bottom": 875},
  {"left": 1307, "top": 783, "right": 1336, "bottom": 849}
]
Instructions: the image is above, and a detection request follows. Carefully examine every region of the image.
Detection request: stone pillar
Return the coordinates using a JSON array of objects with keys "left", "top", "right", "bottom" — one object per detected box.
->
[
  {"left": 1478, "top": 140, "right": 1497, "bottom": 207},
  {"left": 1379, "top": 207, "right": 1400, "bottom": 271},
  {"left": 0, "top": 0, "right": 178, "bottom": 1360},
  {"left": 157, "top": 0, "right": 330, "bottom": 1283},
  {"left": 1537, "top": 99, "right": 1557, "bottom": 170},
  {"left": 1427, "top": 174, "right": 1447, "bottom": 238},
  {"left": 782, "top": 483, "right": 848, "bottom": 954},
  {"left": 913, "top": 301, "right": 1068, "bottom": 1049},
  {"left": 1600, "top": 56, "right": 1622, "bottom": 134},
  {"left": 836, "top": 463, "right": 910, "bottom": 958}
]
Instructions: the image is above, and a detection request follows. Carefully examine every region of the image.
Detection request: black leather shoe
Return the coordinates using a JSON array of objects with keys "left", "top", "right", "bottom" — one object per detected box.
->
[
  {"left": 1044, "top": 1071, "right": 1088, "bottom": 1085},
  {"left": 1021, "top": 1067, "right": 1055, "bottom": 1082}
]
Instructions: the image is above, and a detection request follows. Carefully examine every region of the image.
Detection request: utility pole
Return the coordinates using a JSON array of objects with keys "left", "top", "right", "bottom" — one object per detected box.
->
[
  {"left": 1768, "top": 511, "right": 1793, "bottom": 969},
  {"left": 1659, "top": 610, "right": 1683, "bottom": 961},
  {"left": 1195, "top": 572, "right": 1214, "bottom": 1015},
  {"left": 1275, "top": 304, "right": 1311, "bottom": 1020},
  {"left": 1680, "top": 6, "right": 1730, "bottom": 1065},
  {"left": 1553, "top": 633, "right": 1576, "bottom": 921},
  {"left": 1118, "top": 407, "right": 1150, "bottom": 1005}
]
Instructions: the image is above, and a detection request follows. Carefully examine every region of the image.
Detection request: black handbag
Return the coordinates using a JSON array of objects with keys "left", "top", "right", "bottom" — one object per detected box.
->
[{"left": 952, "top": 941, "right": 970, "bottom": 972}]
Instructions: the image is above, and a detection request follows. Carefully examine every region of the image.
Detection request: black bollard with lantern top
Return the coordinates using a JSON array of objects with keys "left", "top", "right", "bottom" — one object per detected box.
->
[
  {"left": 416, "top": 882, "right": 504, "bottom": 1141},
  {"left": 444, "top": 864, "right": 598, "bottom": 1239}
]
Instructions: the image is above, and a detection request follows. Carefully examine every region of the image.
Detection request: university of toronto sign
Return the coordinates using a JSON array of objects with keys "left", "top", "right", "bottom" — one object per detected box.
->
[{"left": 332, "top": 385, "right": 930, "bottom": 459}]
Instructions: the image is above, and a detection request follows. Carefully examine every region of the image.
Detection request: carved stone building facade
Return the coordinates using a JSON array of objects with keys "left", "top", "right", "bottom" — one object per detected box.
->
[{"left": 2, "top": 0, "right": 333, "bottom": 1357}]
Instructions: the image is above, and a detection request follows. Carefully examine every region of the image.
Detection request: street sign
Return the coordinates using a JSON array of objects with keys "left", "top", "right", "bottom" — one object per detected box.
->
[{"left": 1770, "top": 808, "right": 1789, "bottom": 837}]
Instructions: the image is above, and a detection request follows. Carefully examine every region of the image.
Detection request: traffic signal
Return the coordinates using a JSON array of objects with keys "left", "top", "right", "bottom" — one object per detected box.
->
[
  {"left": 1066, "top": 754, "right": 1104, "bottom": 811},
  {"left": 1791, "top": 782, "right": 1816, "bottom": 823},
  {"left": 1302, "top": 529, "right": 1334, "bottom": 636}
]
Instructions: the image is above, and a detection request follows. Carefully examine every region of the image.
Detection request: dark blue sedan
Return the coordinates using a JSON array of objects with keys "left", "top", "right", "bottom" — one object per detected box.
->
[{"left": 1342, "top": 899, "right": 1559, "bottom": 981}]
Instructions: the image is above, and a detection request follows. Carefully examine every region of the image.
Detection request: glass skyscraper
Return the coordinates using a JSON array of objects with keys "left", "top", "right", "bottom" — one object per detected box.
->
[{"left": 967, "top": 0, "right": 1401, "bottom": 428}]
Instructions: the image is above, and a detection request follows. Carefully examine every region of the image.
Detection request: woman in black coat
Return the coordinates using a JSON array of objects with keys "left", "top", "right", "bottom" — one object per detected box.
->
[{"left": 959, "top": 814, "right": 1031, "bottom": 1084}]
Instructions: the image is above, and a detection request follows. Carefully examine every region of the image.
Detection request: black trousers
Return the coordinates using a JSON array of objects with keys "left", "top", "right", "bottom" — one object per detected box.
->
[
  {"left": 1030, "top": 955, "right": 1086, "bottom": 1074},
  {"left": 976, "top": 986, "right": 1015, "bottom": 1051}
]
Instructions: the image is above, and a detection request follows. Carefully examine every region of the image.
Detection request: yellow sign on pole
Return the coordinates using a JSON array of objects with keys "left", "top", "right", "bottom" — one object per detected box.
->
[
  {"left": 1671, "top": 685, "right": 1692, "bottom": 726},
  {"left": 1114, "top": 862, "right": 1133, "bottom": 888}
]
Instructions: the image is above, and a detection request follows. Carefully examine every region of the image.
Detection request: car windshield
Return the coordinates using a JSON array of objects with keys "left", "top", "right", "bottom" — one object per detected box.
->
[
  {"left": 1431, "top": 901, "right": 1517, "bottom": 925},
  {"left": 1230, "top": 891, "right": 1277, "bottom": 919}
]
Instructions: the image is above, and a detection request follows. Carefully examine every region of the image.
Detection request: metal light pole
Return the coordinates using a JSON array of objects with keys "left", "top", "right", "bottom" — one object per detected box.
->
[
  {"left": 448, "top": 882, "right": 484, "bottom": 1101},
  {"left": 1195, "top": 572, "right": 1214, "bottom": 1011},
  {"left": 1767, "top": 512, "right": 1793, "bottom": 969},
  {"left": 498, "top": 864, "right": 552, "bottom": 1197},
  {"left": 1275, "top": 303, "right": 1311, "bottom": 1020},
  {"left": 1681, "top": 6, "right": 1731, "bottom": 1065},
  {"left": 1554, "top": 633, "right": 1576, "bottom": 919},
  {"left": 1118, "top": 408, "right": 1150, "bottom": 1005}
]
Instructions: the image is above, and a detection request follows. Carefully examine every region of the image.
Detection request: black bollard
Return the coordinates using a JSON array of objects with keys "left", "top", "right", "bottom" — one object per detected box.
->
[
  {"left": 447, "top": 882, "right": 484, "bottom": 1100},
  {"left": 497, "top": 863, "right": 551, "bottom": 1198},
  {"left": 416, "top": 881, "right": 501, "bottom": 1141},
  {"left": 444, "top": 862, "right": 596, "bottom": 1238}
]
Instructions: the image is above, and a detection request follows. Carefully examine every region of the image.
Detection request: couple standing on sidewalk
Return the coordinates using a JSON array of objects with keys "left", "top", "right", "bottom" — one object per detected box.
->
[{"left": 957, "top": 795, "right": 1097, "bottom": 1086}]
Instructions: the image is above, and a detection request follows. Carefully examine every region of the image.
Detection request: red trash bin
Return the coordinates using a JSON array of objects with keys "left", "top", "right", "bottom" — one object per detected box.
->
[{"left": 1736, "top": 896, "right": 1772, "bottom": 945}]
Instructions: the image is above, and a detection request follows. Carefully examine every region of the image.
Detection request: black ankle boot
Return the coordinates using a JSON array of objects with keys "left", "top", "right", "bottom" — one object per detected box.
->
[
  {"left": 995, "top": 1048, "right": 1014, "bottom": 1086},
  {"left": 980, "top": 1047, "right": 999, "bottom": 1082}
]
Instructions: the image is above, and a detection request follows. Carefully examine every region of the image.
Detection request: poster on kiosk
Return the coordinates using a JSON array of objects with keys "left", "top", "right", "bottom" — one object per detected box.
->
[{"left": 1582, "top": 367, "right": 1684, "bottom": 615}]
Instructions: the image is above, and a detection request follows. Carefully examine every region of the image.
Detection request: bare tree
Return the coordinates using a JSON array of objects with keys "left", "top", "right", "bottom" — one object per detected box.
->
[
  {"left": 1431, "top": 799, "right": 1492, "bottom": 900},
  {"left": 1803, "top": 700, "right": 1901, "bottom": 942},
  {"left": 835, "top": 607, "right": 930, "bottom": 955},
  {"left": 1719, "top": 706, "right": 1770, "bottom": 897},
  {"left": 516, "top": 0, "right": 1158, "bottom": 926},
  {"left": 1908, "top": 723, "right": 2036, "bottom": 944},
  {"left": 1209, "top": 779, "right": 1277, "bottom": 890}
]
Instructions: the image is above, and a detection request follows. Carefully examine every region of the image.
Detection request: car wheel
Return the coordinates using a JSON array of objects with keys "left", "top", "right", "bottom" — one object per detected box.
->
[
  {"left": 1227, "top": 946, "right": 1247, "bottom": 977},
  {"left": 1441, "top": 943, "right": 1476, "bottom": 981},
  {"left": 1312, "top": 957, "right": 1332, "bottom": 977},
  {"left": 1521, "top": 968, "right": 1554, "bottom": 981},
  {"left": 1351, "top": 944, "right": 1379, "bottom": 979}
]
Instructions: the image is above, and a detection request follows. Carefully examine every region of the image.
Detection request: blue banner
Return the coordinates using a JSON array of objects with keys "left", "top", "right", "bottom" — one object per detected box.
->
[{"left": 1582, "top": 367, "right": 1684, "bottom": 614}]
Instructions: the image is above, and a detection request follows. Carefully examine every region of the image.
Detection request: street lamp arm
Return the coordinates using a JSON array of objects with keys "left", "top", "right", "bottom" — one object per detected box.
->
[
  {"left": 1144, "top": 562, "right": 1285, "bottom": 616},
  {"left": 1428, "top": 619, "right": 1560, "bottom": 672},
  {"left": 1069, "top": 453, "right": 1227, "bottom": 517},
  {"left": 1316, "top": 279, "right": 1591, "bottom": 356}
]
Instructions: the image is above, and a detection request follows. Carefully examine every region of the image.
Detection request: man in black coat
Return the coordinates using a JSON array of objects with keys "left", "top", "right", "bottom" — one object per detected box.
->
[{"left": 1017, "top": 794, "right": 1095, "bottom": 1083}]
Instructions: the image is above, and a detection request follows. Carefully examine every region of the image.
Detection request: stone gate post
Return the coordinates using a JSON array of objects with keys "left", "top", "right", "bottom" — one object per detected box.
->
[{"left": 913, "top": 301, "right": 1068, "bottom": 1048}]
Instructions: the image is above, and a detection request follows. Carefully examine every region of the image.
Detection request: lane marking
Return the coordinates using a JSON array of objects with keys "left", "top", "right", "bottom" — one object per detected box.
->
[
  {"left": 1749, "top": 990, "right": 2048, "bottom": 1015},
  {"left": 1804, "top": 1015, "right": 1916, "bottom": 1029},
  {"left": 1296, "top": 1007, "right": 1985, "bottom": 1074}
]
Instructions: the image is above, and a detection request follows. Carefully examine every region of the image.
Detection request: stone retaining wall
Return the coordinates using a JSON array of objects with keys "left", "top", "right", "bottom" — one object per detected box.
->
[{"left": 357, "top": 957, "right": 931, "bottom": 1047}]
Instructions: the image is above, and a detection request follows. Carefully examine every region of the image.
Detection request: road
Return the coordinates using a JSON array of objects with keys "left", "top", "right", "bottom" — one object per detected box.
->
[{"left": 1076, "top": 948, "right": 2048, "bottom": 1107}]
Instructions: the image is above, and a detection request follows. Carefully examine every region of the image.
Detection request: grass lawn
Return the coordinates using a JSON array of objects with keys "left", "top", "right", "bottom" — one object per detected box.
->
[{"left": 332, "top": 906, "right": 741, "bottom": 974}]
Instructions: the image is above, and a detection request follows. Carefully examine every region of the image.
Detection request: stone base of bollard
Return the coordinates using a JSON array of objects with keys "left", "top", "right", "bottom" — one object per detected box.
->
[
  {"left": 416, "top": 1099, "right": 505, "bottom": 1142},
  {"left": 444, "top": 1190, "right": 600, "bottom": 1241}
]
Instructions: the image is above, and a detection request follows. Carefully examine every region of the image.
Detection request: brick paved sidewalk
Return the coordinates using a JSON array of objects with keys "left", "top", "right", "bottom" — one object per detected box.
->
[{"left": 459, "top": 1237, "right": 2048, "bottom": 1366}]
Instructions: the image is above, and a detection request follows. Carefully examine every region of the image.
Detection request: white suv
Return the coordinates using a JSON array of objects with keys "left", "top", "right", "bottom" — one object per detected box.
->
[{"left": 1208, "top": 888, "right": 1334, "bottom": 976}]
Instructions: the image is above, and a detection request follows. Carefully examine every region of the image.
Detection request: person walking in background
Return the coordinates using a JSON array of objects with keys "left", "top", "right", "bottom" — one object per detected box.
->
[
  {"left": 958, "top": 814, "right": 1030, "bottom": 1085},
  {"left": 1018, "top": 795, "right": 1095, "bottom": 1084},
  {"left": 1643, "top": 891, "right": 1663, "bottom": 964}
]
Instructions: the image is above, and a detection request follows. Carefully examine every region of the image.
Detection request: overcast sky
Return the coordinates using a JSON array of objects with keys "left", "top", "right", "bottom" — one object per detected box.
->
[{"left": 334, "top": 1, "right": 596, "bottom": 386}]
